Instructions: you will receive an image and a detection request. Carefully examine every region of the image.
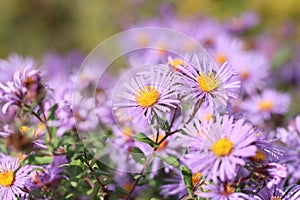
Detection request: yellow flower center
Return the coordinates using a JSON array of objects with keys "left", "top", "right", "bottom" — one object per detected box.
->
[
  {"left": 152, "top": 135, "right": 168, "bottom": 151},
  {"left": 212, "top": 138, "right": 234, "bottom": 157},
  {"left": 192, "top": 172, "right": 202, "bottom": 186},
  {"left": 240, "top": 70, "right": 250, "bottom": 80},
  {"left": 21, "top": 126, "right": 30, "bottom": 134},
  {"left": 167, "top": 58, "right": 186, "bottom": 71},
  {"left": 121, "top": 126, "right": 134, "bottom": 138},
  {"left": 215, "top": 53, "right": 227, "bottom": 64},
  {"left": 197, "top": 72, "right": 220, "bottom": 92},
  {"left": 251, "top": 149, "right": 266, "bottom": 162},
  {"left": 135, "top": 86, "right": 160, "bottom": 108},
  {"left": 0, "top": 170, "right": 14, "bottom": 187},
  {"left": 137, "top": 33, "right": 149, "bottom": 47},
  {"left": 258, "top": 100, "right": 273, "bottom": 112}
]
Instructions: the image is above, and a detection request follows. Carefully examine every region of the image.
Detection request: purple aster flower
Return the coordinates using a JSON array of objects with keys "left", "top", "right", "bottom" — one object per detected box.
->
[
  {"left": 196, "top": 182, "right": 251, "bottom": 200},
  {"left": 273, "top": 116, "right": 300, "bottom": 183},
  {"left": 0, "top": 67, "right": 43, "bottom": 114},
  {"left": 231, "top": 51, "right": 270, "bottom": 94},
  {"left": 241, "top": 89, "right": 290, "bottom": 123},
  {"left": 0, "top": 53, "right": 36, "bottom": 83},
  {"left": 183, "top": 115, "right": 257, "bottom": 183},
  {"left": 212, "top": 34, "right": 243, "bottom": 65},
  {"left": 161, "top": 169, "right": 203, "bottom": 198},
  {"left": 0, "top": 124, "right": 46, "bottom": 152},
  {"left": 0, "top": 155, "right": 32, "bottom": 200},
  {"left": 113, "top": 66, "right": 179, "bottom": 124},
  {"left": 26, "top": 155, "right": 67, "bottom": 190},
  {"left": 177, "top": 53, "right": 240, "bottom": 107},
  {"left": 253, "top": 183, "right": 300, "bottom": 200}
]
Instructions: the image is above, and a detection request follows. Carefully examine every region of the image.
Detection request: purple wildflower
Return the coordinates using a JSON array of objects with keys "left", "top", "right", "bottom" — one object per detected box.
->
[
  {"left": 113, "top": 66, "right": 179, "bottom": 124},
  {"left": 177, "top": 53, "right": 240, "bottom": 107},
  {"left": 0, "top": 155, "right": 32, "bottom": 200},
  {"left": 184, "top": 115, "right": 257, "bottom": 183}
]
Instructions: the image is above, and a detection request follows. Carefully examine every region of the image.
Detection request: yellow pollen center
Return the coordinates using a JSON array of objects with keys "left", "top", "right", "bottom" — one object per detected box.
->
[
  {"left": 251, "top": 149, "right": 266, "bottom": 162},
  {"left": 258, "top": 100, "right": 273, "bottom": 111},
  {"left": 197, "top": 72, "right": 220, "bottom": 92},
  {"left": 121, "top": 126, "right": 134, "bottom": 138},
  {"left": 212, "top": 138, "right": 234, "bottom": 157},
  {"left": 215, "top": 53, "right": 227, "bottom": 64},
  {"left": 152, "top": 135, "right": 168, "bottom": 151},
  {"left": 137, "top": 33, "right": 149, "bottom": 47},
  {"left": 21, "top": 126, "right": 30, "bottom": 134},
  {"left": 135, "top": 86, "right": 159, "bottom": 108},
  {"left": 167, "top": 59, "right": 186, "bottom": 71},
  {"left": 240, "top": 70, "right": 250, "bottom": 80},
  {"left": 0, "top": 170, "right": 14, "bottom": 187},
  {"left": 192, "top": 172, "right": 202, "bottom": 186}
]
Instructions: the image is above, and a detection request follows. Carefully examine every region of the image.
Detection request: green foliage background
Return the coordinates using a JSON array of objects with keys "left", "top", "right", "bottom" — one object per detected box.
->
[{"left": 0, "top": 0, "right": 299, "bottom": 57}]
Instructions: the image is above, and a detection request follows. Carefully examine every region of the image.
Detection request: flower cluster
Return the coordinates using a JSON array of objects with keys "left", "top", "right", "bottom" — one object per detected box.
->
[{"left": 0, "top": 9, "right": 300, "bottom": 200}]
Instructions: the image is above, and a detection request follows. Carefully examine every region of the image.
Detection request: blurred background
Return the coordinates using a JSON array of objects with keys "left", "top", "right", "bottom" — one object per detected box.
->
[{"left": 0, "top": 0, "right": 299, "bottom": 57}]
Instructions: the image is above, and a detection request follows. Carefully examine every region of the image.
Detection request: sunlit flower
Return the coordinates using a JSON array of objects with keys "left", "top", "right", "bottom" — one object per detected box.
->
[
  {"left": 184, "top": 115, "right": 257, "bottom": 183},
  {"left": 0, "top": 67, "right": 43, "bottom": 114},
  {"left": 0, "top": 155, "right": 32, "bottom": 200},
  {"left": 113, "top": 66, "right": 179, "bottom": 123},
  {"left": 177, "top": 53, "right": 240, "bottom": 107}
]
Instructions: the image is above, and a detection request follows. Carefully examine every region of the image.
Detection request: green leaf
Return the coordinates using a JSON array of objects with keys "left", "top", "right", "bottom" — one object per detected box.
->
[
  {"left": 131, "top": 147, "right": 146, "bottom": 164},
  {"left": 181, "top": 165, "right": 193, "bottom": 195},
  {"left": 134, "top": 132, "right": 158, "bottom": 148},
  {"left": 25, "top": 154, "right": 54, "bottom": 165},
  {"left": 158, "top": 156, "right": 179, "bottom": 169},
  {"left": 47, "top": 104, "right": 58, "bottom": 120},
  {"left": 161, "top": 119, "right": 169, "bottom": 132}
]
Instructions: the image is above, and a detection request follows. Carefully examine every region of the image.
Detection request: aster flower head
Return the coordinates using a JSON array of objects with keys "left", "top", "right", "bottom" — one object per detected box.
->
[
  {"left": 0, "top": 155, "right": 32, "bottom": 200},
  {"left": 241, "top": 89, "right": 290, "bottom": 122},
  {"left": 177, "top": 52, "right": 240, "bottom": 107},
  {"left": 113, "top": 66, "right": 180, "bottom": 124},
  {"left": 0, "top": 124, "right": 46, "bottom": 152},
  {"left": 231, "top": 51, "right": 270, "bottom": 94},
  {"left": 184, "top": 115, "right": 257, "bottom": 183},
  {"left": 0, "top": 67, "right": 44, "bottom": 114},
  {"left": 0, "top": 53, "right": 36, "bottom": 83},
  {"left": 26, "top": 155, "right": 67, "bottom": 190}
]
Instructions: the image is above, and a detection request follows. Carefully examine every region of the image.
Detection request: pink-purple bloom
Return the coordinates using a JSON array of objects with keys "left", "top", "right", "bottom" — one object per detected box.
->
[
  {"left": 177, "top": 53, "right": 240, "bottom": 107},
  {"left": 0, "top": 155, "right": 32, "bottom": 200},
  {"left": 183, "top": 115, "right": 257, "bottom": 183}
]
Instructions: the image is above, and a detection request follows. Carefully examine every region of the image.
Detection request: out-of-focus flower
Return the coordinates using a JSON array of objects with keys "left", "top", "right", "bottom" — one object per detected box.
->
[
  {"left": 184, "top": 115, "right": 257, "bottom": 183},
  {"left": 241, "top": 89, "right": 290, "bottom": 123},
  {"left": 0, "top": 155, "right": 32, "bottom": 200},
  {"left": 212, "top": 35, "right": 243, "bottom": 65},
  {"left": 26, "top": 155, "right": 67, "bottom": 189},
  {"left": 113, "top": 66, "right": 179, "bottom": 124},
  {"left": 231, "top": 52, "right": 270, "bottom": 94},
  {"left": 0, "top": 53, "right": 36, "bottom": 83},
  {"left": 274, "top": 116, "right": 300, "bottom": 183},
  {"left": 177, "top": 53, "right": 240, "bottom": 107},
  {"left": 161, "top": 169, "right": 203, "bottom": 198},
  {"left": 0, "top": 124, "right": 46, "bottom": 152}
]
